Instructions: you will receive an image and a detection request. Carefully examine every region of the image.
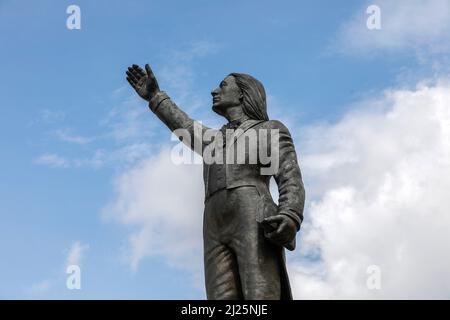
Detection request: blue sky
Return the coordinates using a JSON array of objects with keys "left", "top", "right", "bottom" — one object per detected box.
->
[{"left": 1, "top": 0, "right": 450, "bottom": 299}]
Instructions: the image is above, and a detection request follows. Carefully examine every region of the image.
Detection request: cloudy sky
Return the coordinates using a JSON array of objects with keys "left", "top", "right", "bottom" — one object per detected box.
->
[{"left": 1, "top": 0, "right": 450, "bottom": 299}]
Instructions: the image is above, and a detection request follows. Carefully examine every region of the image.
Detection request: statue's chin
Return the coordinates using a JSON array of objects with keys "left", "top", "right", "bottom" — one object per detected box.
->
[{"left": 212, "top": 104, "right": 226, "bottom": 117}]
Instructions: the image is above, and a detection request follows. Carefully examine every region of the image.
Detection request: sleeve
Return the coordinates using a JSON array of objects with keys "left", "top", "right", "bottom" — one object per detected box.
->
[
  {"left": 149, "top": 91, "right": 217, "bottom": 155},
  {"left": 270, "top": 120, "right": 306, "bottom": 230}
]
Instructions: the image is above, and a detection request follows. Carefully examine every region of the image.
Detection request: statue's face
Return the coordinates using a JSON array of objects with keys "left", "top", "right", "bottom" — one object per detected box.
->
[{"left": 211, "top": 75, "right": 243, "bottom": 114}]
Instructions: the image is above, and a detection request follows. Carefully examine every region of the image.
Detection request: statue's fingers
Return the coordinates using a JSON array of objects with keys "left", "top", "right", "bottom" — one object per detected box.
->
[
  {"left": 127, "top": 66, "right": 140, "bottom": 77},
  {"left": 132, "top": 64, "right": 143, "bottom": 71},
  {"left": 266, "top": 232, "right": 275, "bottom": 241},
  {"left": 145, "top": 64, "right": 154, "bottom": 76},
  {"left": 278, "top": 220, "right": 288, "bottom": 231},
  {"left": 132, "top": 64, "right": 146, "bottom": 77},
  {"left": 145, "top": 64, "right": 158, "bottom": 85},
  {"left": 269, "top": 232, "right": 288, "bottom": 245},
  {"left": 266, "top": 229, "right": 282, "bottom": 240},
  {"left": 126, "top": 70, "right": 139, "bottom": 83},
  {"left": 126, "top": 73, "right": 137, "bottom": 85},
  {"left": 126, "top": 77, "right": 137, "bottom": 88},
  {"left": 264, "top": 215, "right": 283, "bottom": 224}
]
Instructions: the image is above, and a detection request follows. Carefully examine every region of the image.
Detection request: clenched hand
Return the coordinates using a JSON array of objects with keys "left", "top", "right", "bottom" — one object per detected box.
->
[{"left": 263, "top": 215, "right": 297, "bottom": 246}]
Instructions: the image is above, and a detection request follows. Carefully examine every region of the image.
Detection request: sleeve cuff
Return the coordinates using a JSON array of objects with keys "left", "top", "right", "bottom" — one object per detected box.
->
[
  {"left": 279, "top": 211, "right": 302, "bottom": 231},
  {"left": 149, "top": 91, "right": 170, "bottom": 112}
]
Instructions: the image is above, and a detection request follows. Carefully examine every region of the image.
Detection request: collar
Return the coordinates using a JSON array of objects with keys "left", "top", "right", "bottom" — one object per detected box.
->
[{"left": 223, "top": 116, "right": 250, "bottom": 130}]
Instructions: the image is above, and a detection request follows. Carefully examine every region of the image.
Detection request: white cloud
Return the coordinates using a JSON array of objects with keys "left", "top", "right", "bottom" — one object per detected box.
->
[
  {"left": 101, "top": 93, "right": 158, "bottom": 143},
  {"left": 35, "top": 151, "right": 105, "bottom": 169},
  {"left": 28, "top": 280, "right": 51, "bottom": 295},
  {"left": 66, "top": 241, "right": 89, "bottom": 267},
  {"left": 55, "top": 129, "right": 93, "bottom": 145},
  {"left": 103, "top": 147, "right": 204, "bottom": 274},
  {"left": 291, "top": 79, "right": 450, "bottom": 299},
  {"left": 335, "top": 0, "right": 450, "bottom": 55},
  {"left": 35, "top": 153, "right": 70, "bottom": 168}
]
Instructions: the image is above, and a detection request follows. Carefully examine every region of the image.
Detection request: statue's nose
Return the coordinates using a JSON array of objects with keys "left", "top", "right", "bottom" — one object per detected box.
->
[{"left": 211, "top": 88, "right": 220, "bottom": 96}]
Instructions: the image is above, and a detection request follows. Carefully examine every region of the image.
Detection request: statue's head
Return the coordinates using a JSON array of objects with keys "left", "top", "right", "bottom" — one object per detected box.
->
[{"left": 211, "top": 73, "right": 269, "bottom": 121}]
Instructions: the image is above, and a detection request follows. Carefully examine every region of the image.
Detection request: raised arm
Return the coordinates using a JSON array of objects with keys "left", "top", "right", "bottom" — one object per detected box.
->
[{"left": 126, "top": 64, "right": 215, "bottom": 155}]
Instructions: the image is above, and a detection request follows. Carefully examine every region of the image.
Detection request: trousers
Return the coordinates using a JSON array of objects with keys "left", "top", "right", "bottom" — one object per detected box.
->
[{"left": 203, "top": 186, "right": 282, "bottom": 300}]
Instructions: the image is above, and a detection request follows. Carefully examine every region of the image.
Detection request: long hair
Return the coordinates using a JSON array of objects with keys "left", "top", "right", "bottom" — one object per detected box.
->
[{"left": 229, "top": 73, "right": 269, "bottom": 121}]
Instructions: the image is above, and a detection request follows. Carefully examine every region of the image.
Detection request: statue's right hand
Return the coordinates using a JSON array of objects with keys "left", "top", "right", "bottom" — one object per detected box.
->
[{"left": 126, "top": 64, "right": 160, "bottom": 102}]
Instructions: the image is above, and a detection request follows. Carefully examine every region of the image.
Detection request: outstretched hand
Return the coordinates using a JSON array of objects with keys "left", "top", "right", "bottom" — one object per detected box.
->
[{"left": 126, "top": 64, "right": 160, "bottom": 101}]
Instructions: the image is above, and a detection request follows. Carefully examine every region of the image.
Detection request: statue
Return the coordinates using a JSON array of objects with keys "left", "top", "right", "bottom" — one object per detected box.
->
[{"left": 126, "top": 64, "right": 305, "bottom": 300}]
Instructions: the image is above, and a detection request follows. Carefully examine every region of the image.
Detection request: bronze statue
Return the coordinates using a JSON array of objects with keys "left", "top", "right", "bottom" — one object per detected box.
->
[{"left": 126, "top": 64, "right": 305, "bottom": 300}]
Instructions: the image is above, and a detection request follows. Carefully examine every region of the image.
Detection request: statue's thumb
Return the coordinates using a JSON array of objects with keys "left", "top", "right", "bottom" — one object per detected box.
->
[{"left": 145, "top": 64, "right": 152, "bottom": 77}]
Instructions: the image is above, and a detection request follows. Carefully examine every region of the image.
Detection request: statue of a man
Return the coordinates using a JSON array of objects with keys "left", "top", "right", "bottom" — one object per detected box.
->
[{"left": 126, "top": 64, "right": 305, "bottom": 300}]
